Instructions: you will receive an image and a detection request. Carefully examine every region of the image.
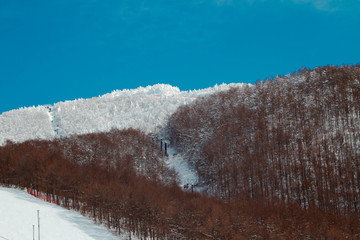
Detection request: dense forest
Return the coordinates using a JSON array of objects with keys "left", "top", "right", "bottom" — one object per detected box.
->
[
  {"left": 168, "top": 65, "right": 360, "bottom": 213},
  {"left": 1, "top": 65, "right": 360, "bottom": 239}
]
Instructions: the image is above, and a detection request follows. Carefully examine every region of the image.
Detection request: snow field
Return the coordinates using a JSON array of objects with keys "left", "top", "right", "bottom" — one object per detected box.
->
[{"left": 0, "top": 186, "right": 138, "bottom": 240}]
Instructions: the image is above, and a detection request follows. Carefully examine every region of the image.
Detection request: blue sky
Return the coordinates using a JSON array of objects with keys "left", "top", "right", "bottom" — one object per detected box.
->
[{"left": 0, "top": 0, "right": 359, "bottom": 113}]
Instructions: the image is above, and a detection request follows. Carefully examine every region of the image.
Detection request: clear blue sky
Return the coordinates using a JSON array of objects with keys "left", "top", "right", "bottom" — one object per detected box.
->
[{"left": 1, "top": 0, "right": 359, "bottom": 113}]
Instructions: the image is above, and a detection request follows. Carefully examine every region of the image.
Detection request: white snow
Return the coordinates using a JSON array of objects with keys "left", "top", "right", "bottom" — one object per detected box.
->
[
  {"left": 0, "top": 106, "right": 55, "bottom": 145},
  {"left": 165, "top": 148, "right": 198, "bottom": 188},
  {"left": 0, "top": 186, "right": 138, "bottom": 240},
  {"left": 0, "top": 83, "right": 246, "bottom": 146}
]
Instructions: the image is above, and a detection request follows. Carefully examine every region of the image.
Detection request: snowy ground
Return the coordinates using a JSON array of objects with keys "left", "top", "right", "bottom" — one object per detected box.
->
[
  {"left": 0, "top": 186, "right": 138, "bottom": 240},
  {"left": 164, "top": 148, "right": 203, "bottom": 192}
]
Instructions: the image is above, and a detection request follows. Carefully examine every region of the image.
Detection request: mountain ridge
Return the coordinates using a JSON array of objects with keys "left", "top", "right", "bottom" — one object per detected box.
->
[{"left": 0, "top": 83, "right": 246, "bottom": 146}]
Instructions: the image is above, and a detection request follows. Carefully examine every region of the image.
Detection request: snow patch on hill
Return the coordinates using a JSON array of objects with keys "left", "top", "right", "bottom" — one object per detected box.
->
[
  {"left": 0, "top": 186, "right": 137, "bottom": 240},
  {"left": 0, "top": 83, "right": 246, "bottom": 145},
  {"left": 165, "top": 148, "right": 199, "bottom": 188},
  {"left": 0, "top": 106, "right": 55, "bottom": 145}
]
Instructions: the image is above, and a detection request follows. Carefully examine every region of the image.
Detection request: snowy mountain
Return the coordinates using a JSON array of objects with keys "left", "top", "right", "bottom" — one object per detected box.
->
[
  {"left": 0, "top": 83, "right": 249, "bottom": 239},
  {"left": 0, "top": 83, "right": 245, "bottom": 146},
  {"left": 1, "top": 65, "right": 360, "bottom": 239}
]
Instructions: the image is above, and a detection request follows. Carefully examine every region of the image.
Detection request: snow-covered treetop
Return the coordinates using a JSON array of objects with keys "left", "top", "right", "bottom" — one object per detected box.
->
[{"left": 0, "top": 83, "right": 246, "bottom": 146}]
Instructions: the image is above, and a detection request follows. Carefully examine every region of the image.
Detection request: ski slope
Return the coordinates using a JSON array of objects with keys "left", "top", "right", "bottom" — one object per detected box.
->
[
  {"left": 165, "top": 148, "right": 198, "bottom": 188},
  {"left": 0, "top": 83, "right": 246, "bottom": 146},
  {"left": 0, "top": 186, "right": 138, "bottom": 240}
]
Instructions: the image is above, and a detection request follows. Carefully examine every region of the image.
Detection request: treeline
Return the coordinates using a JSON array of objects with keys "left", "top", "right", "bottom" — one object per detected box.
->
[
  {"left": 167, "top": 65, "right": 360, "bottom": 216},
  {"left": 1, "top": 128, "right": 358, "bottom": 238}
]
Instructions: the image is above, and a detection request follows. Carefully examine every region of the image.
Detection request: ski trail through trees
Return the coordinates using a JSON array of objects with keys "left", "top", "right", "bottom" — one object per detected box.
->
[
  {"left": 45, "top": 105, "right": 61, "bottom": 138},
  {"left": 164, "top": 147, "right": 200, "bottom": 191}
]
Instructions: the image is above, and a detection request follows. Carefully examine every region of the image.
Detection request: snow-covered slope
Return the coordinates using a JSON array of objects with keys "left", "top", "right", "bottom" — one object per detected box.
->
[
  {"left": 0, "top": 83, "right": 245, "bottom": 146},
  {"left": 0, "top": 106, "right": 55, "bottom": 145},
  {"left": 165, "top": 148, "right": 199, "bottom": 188},
  {"left": 0, "top": 186, "right": 138, "bottom": 240}
]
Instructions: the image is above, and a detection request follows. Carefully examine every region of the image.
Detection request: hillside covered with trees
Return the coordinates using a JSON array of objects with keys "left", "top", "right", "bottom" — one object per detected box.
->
[
  {"left": 1, "top": 64, "right": 360, "bottom": 239},
  {"left": 168, "top": 65, "right": 360, "bottom": 212}
]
